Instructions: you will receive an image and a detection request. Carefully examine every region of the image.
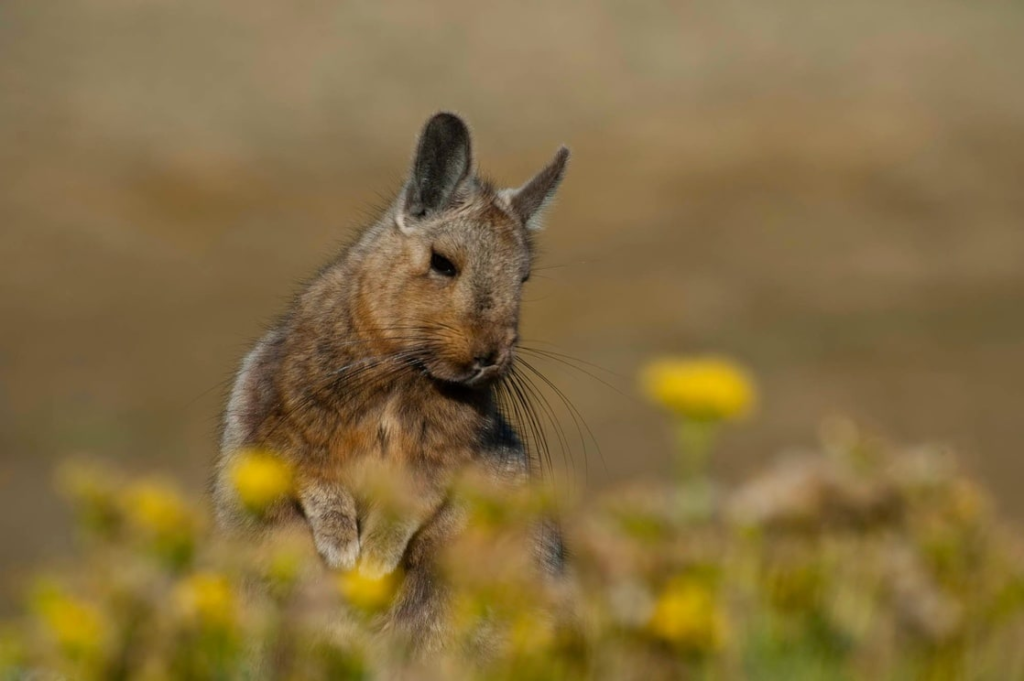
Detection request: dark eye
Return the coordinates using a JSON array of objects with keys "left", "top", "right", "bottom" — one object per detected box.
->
[
  {"left": 521, "top": 272, "right": 531, "bottom": 284},
  {"left": 430, "top": 251, "right": 458, "bottom": 277}
]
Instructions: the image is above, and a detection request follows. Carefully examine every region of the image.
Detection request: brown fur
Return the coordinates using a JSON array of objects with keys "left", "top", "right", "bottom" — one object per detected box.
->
[{"left": 213, "top": 113, "right": 569, "bottom": 648}]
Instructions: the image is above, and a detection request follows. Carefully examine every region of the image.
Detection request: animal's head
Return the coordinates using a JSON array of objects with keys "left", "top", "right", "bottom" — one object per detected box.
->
[{"left": 355, "top": 112, "right": 569, "bottom": 388}]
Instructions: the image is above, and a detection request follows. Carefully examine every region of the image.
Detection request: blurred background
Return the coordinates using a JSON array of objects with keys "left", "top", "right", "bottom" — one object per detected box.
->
[{"left": 1, "top": 0, "right": 1022, "bottom": 606}]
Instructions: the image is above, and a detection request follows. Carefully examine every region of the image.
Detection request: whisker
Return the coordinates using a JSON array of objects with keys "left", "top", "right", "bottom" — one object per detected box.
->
[
  {"left": 519, "top": 344, "right": 628, "bottom": 385},
  {"left": 517, "top": 356, "right": 605, "bottom": 478},
  {"left": 494, "top": 380, "right": 534, "bottom": 475},
  {"left": 511, "top": 368, "right": 554, "bottom": 479},
  {"left": 530, "top": 260, "right": 598, "bottom": 273},
  {"left": 512, "top": 364, "right": 574, "bottom": 482},
  {"left": 499, "top": 370, "right": 539, "bottom": 473},
  {"left": 504, "top": 367, "right": 552, "bottom": 478}
]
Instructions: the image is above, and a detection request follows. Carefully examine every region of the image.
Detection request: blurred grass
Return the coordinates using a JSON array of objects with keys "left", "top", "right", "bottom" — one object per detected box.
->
[
  {"left": 4, "top": 411, "right": 1024, "bottom": 679},
  {"left": 2, "top": 0, "right": 1024, "bottom": 611}
]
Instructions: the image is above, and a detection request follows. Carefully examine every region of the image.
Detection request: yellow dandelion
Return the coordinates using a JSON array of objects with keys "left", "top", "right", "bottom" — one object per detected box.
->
[
  {"left": 228, "top": 450, "right": 294, "bottom": 514},
  {"left": 31, "top": 584, "right": 109, "bottom": 658},
  {"left": 647, "top": 578, "right": 728, "bottom": 652},
  {"left": 641, "top": 356, "right": 757, "bottom": 422},
  {"left": 450, "top": 592, "right": 487, "bottom": 634},
  {"left": 508, "top": 612, "right": 556, "bottom": 652},
  {"left": 174, "top": 572, "right": 236, "bottom": 629},
  {"left": 337, "top": 568, "right": 400, "bottom": 614},
  {"left": 265, "top": 545, "right": 304, "bottom": 591},
  {"left": 56, "top": 461, "right": 122, "bottom": 535},
  {"left": 123, "top": 480, "right": 192, "bottom": 538}
]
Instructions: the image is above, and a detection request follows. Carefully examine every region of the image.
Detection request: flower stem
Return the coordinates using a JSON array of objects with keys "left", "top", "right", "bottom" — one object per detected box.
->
[{"left": 675, "top": 419, "right": 718, "bottom": 483}]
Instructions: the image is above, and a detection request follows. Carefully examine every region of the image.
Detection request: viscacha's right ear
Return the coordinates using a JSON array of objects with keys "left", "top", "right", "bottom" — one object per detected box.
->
[{"left": 398, "top": 112, "right": 473, "bottom": 233}]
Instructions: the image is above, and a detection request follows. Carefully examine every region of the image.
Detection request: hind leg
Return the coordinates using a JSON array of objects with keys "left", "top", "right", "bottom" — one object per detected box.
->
[{"left": 382, "top": 499, "right": 466, "bottom": 651}]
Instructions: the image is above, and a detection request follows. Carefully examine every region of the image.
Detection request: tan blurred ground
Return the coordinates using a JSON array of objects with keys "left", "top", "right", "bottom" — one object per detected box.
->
[{"left": 2, "top": 1, "right": 1023, "bottom": 603}]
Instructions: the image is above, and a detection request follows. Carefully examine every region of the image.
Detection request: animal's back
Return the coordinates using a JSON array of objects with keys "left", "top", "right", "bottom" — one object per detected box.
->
[{"left": 215, "top": 326, "right": 291, "bottom": 530}]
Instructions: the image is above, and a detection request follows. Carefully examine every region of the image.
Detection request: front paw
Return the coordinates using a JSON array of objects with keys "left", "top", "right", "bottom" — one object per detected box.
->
[
  {"left": 301, "top": 486, "right": 360, "bottom": 570},
  {"left": 358, "top": 523, "right": 415, "bottom": 578},
  {"left": 312, "top": 522, "right": 360, "bottom": 570}
]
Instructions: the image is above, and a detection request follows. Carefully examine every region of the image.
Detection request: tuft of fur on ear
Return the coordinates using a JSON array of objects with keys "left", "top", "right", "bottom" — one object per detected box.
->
[
  {"left": 506, "top": 146, "right": 570, "bottom": 231},
  {"left": 399, "top": 112, "right": 473, "bottom": 232}
]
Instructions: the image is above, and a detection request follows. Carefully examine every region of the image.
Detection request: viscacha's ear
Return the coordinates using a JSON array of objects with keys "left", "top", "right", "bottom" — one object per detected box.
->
[
  {"left": 505, "top": 146, "right": 569, "bottom": 231},
  {"left": 399, "top": 112, "right": 473, "bottom": 232}
]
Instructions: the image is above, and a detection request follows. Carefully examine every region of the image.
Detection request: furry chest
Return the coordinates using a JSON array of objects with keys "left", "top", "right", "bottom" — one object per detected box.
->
[{"left": 326, "top": 396, "right": 480, "bottom": 469}]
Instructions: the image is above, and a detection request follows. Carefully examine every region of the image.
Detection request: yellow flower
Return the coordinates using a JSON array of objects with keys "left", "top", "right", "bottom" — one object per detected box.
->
[
  {"left": 174, "top": 572, "right": 236, "bottom": 629},
  {"left": 647, "top": 578, "right": 728, "bottom": 652},
  {"left": 508, "top": 612, "right": 556, "bottom": 652},
  {"left": 56, "top": 461, "right": 122, "bottom": 535},
  {"left": 450, "top": 592, "right": 487, "bottom": 634},
  {"left": 229, "top": 450, "right": 294, "bottom": 514},
  {"left": 265, "top": 544, "right": 304, "bottom": 591},
  {"left": 641, "top": 356, "right": 756, "bottom": 422},
  {"left": 31, "top": 584, "right": 109, "bottom": 658},
  {"left": 337, "top": 569, "right": 400, "bottom": 614},
  {"left": 123, "top": 481, "right": 192, "bottom": 538}
]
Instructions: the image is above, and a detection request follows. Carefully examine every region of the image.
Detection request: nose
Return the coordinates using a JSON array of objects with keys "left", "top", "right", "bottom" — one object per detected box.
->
[
  {"left": 473, "top": 345, "right": 510, "bottom": 371},
  {"left": 474, "top": 350, "right": 498, "bottom": 369}
]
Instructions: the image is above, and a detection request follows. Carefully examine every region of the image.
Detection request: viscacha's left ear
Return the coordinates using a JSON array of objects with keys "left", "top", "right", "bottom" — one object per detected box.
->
[{"left": 505, "top": 146, "right": 570, "bottom": 231}]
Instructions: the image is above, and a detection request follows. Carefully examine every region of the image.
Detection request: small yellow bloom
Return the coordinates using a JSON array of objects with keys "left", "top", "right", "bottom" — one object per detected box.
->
[
  {"left": 56, "top": 461, "right": 121, "bottom": 532},
  {"left": 508, "top": 612, "right": 556, "bottom": 652},
  {"left": 229, "top": 450, "right": 294, "bottom": 514},
  {"left": 449, "top": 592, "right": 487, "bottom": 634},
  {"left": 31, "top": 584, "right": 109, "bottom": 657},
  {"left": 123, "top": 481, "right": 192, "bottom": 537},
  {"left": 648, "top": 578, "right": 728, "bottom": 652},
  {"left": 265, "top": 545, "right": 304, "bottom": 591},
  {"left": 641, "top": 356, "right": 756, "bottom": 422},
  {"left": 337, "top": 569, "right": 400, "bottom": 614},
  {"left": 174, "top": 572, "right": 236, "bottom": 629}
]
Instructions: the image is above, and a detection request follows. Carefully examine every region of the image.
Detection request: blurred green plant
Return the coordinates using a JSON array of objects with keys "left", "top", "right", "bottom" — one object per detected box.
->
[{"left": 2, "top": 359, "right": 1023, "bottom": 680}]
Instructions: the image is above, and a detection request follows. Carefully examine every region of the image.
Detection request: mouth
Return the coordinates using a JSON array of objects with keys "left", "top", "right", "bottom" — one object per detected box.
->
[
  {"left": 419, "top": 360, "right": 507, "bottom": 389},
  {"left": 461, "top": 364, "right": 503, "bottom": 387}
]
